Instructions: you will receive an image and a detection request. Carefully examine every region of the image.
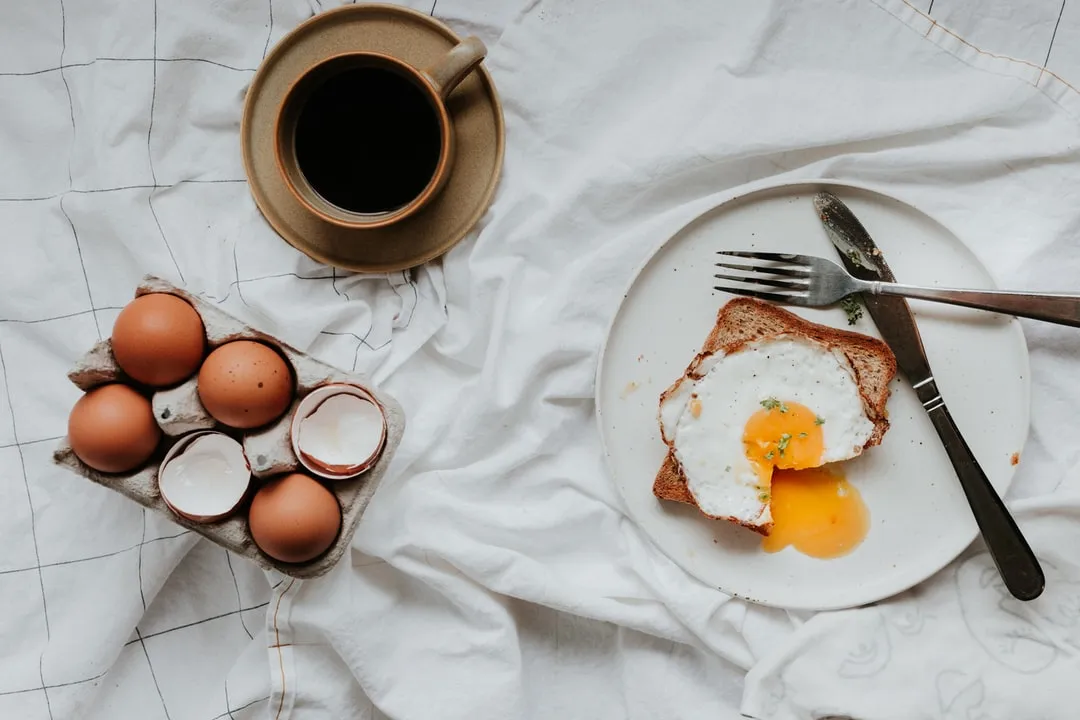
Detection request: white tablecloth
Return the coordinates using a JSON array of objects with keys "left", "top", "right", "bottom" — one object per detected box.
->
[{"left": 4, "top": 1, "right": 1080, "bottom": 718}]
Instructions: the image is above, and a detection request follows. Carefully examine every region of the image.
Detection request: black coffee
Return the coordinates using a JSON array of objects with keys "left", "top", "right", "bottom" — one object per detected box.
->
[{"left": 293, "top": 66, "right": 442, "bottom": 214}]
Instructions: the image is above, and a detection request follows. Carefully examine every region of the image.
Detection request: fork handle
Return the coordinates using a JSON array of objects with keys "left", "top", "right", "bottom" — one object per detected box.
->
[{"left": 872, "top": 282, "right": 1080, "bottom": 327}]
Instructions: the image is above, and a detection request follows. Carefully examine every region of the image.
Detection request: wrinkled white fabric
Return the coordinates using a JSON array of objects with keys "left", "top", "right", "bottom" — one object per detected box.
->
[
  {"left": 284, "top": 1, "right": 1080, "bottom": 718},
  {"left": 6, "top": 0, "right": 1080, "bottom": 718}
]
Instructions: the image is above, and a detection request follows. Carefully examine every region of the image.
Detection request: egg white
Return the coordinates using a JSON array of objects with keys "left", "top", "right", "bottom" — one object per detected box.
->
[{"left": 659, "top": 336, "right": 874, "bottom": 526}]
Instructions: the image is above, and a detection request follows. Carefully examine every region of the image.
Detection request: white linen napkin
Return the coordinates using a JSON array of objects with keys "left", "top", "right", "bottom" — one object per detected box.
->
[{"left": 280, "top": 0, "right": 1080, "bottom": 718}]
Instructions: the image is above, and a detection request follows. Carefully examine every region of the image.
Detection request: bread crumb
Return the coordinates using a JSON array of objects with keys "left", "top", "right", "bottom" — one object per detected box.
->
[
  {"left": 690, "top": 397, "right": 702, "bottom": 418},
  {"left": 1010, "top": 452, "right": 1020, "bottom": 466}
]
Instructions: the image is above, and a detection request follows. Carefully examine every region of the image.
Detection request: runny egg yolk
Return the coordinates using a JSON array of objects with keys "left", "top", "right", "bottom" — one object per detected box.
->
[
  {"left": 743, "top": 400, "right": 869, "bottom": 559},
  {"left": 742, "top": 400, "right": 825, "bottom": 483},
  {"left": 762, "top": 467, "right": 869, "bottom": 559}
]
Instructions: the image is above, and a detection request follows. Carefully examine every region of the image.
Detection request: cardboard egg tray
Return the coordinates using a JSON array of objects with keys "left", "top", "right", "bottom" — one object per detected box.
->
[{"left": 52, "top": 275, "right": 405, "bottom": 579}]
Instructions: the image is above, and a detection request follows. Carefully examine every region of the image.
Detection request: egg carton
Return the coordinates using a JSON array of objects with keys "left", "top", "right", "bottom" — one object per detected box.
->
[{"left": 52, "top": 275, "right": 405, "bottom": 579}]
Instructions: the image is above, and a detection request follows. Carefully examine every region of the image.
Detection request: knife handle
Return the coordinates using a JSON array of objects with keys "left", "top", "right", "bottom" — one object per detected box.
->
[
  {"left": 913, "top": 378, "right": 1044, "bottom": 600},
  {"left": 876, "top": 283, "right": 1080, "bottom": 328}
]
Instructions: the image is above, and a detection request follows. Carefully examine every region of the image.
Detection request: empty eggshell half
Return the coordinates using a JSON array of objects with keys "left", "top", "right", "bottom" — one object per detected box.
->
[
  {"left": 158, "top": 431, "right": 251, "bottom": 523},
  {"left": 291, "top": 384, "right": 387, "bottom": 480}
]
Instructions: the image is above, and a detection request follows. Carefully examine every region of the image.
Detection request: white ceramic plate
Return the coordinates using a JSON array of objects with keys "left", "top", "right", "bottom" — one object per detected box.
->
[{"left": 596, "top": 181, "right": 1031, "bottom": 611}]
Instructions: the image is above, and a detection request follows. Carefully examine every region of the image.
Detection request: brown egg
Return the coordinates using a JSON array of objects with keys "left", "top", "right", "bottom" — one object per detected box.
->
[
  {"left": 197, "top": 340, "right": 294, "bottom": 429},
  {"left": 112, "top": 293, "right": 205, "bottom": 387},
  {"left": 68, "top": 384, "right": 162, "bottom": 473},
  {"left": 248, "top": 473, "right": 341, "bottom": 563}
]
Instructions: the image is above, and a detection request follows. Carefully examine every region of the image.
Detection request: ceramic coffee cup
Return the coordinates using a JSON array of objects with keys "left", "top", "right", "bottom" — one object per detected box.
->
[{"left": 274, "top": 36, "right": 487, "bottom": 230}]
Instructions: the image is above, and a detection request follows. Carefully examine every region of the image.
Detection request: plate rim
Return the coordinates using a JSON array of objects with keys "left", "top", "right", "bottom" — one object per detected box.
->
[{"left": 594, "top": 178, "right": 1032, "bottom": 611}]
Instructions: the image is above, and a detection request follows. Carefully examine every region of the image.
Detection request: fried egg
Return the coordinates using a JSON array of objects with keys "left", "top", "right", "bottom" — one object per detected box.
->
[{"left": 659, "top": 337, "right": 874, "bottom": 537}]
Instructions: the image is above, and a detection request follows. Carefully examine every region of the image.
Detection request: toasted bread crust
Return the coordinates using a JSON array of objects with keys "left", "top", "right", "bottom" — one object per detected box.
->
[{"left": 654, "top": 298, "right": 897, "bottom": 530}]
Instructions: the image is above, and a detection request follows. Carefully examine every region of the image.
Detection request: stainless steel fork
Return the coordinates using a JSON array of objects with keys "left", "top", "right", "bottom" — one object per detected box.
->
[{"left": 714, "top": 251, "right": 1080, "bottom": 328}]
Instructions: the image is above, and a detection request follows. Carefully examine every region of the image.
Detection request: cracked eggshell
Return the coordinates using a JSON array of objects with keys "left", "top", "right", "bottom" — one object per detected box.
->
[
  {"left": 158, "top": 431, "right": 251, "bottom": 523},
  {"left": 57, "top": 274, "right": 408, "bottom": 580},
  {"left": 291, "top": 384, "right": 387, "bottom": 480}
]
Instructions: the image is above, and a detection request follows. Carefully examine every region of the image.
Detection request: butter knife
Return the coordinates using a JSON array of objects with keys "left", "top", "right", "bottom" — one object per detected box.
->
[{"left": 814, "top": 191, "right": 1044, "bottom": 601}]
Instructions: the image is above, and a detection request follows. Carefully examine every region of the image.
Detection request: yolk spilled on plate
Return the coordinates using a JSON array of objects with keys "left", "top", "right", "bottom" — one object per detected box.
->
[
  {"left": 743, "top": 400, "right": 870, "bottom": 559},
  {"left": 762, "top": 467, "right": 869, "bottom": 558}
]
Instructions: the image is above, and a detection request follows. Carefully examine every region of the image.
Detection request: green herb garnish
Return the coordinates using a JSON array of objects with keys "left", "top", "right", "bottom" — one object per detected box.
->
[
  {"left": 777, "top": 433, "right": 792, "bottom": 456},
  {"left": 725, "top": 465, "right": 732, "bottom": 472},
  {"left": 764, "top": 450, "right": 775, "bottom": 460},
  {"left": 760, "top": 398, "right": 789, "bottom": 413},
  {"left": 798, "top": 432, "right": 808, "bottom": 438},
  {"left": 840, "top": 296, "right": 863, "bottom": 325},
  {"left": 758, "top": 492, "right": 770, "bottom": 502},
  {"left": 814, "top": 416, "right": 825, "bottom": 426}
]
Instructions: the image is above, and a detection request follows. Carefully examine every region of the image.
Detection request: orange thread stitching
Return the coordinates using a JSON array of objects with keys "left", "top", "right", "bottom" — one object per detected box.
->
[
  {"left": 899, "top": 0, "right": 1080, "bottom": 95},
  {"left": 272, "top": 578, "right": 297, "bottom": 720}
]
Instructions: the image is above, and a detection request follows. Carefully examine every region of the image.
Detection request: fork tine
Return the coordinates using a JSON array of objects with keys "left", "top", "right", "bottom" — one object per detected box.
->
[
  {"left": 714, "top": 261, "right": 812, "bottom": 279},
  {"left": 717, "top": 250, "right": 811, "bottom": 265},
  {"left": 713, "top": 284, "right": 806, "bottom": 304},
  {"left": 713, "top": 272, "right": 807, "bottom": 290}
]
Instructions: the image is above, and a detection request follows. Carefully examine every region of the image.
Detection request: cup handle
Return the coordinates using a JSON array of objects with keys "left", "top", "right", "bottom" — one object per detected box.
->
[{"left": 421, "top": 36, "right": 487, "bottom": 100}]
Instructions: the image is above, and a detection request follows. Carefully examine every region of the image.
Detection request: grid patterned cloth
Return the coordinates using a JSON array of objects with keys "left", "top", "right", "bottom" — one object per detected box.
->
[
  {"left": 3, "top": 1, "right": 1080, "bottom": 719},
  {"left": 0, "top": 1, "right": 514, "bottom": 718}
]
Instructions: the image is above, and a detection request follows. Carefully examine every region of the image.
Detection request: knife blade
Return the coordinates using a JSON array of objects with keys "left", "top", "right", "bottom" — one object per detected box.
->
[
  {"left": 813, "top": 190, "right": 1044, "bottom": 602},
  {"left": 814, "top": 193, "right": 935, "bottom": 382}
]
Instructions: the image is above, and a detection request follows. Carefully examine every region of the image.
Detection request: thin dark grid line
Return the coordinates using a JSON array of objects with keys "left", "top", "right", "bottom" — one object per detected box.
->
[
  {"left": 388, "top": 271, "right": 419, "bottom": 330},
  {"left": 207, "top": 271, "right": 336, "bottom": 305},
  {"left": 0, "top": 193, "right": 60, "bottom": 202},
  {"left": 58, "top": 1, "right": 75, "bottom": 189},
  {"left": 223, "top": 676, "right": 237, "bottom": 720},
  {"left": 331, "top": 267, "right": 347, "bottom": 300},
  {"left": 263, "top": 0, "right": 274, "bottom": 59},
  {"left": 0, "top": 343, "right": 52, "bottom": 718},
  {"left": 0, "top": 185, "right": 146, "bottom": 202},
  {"left": 0, "top": 60, "right": 94, "bottom": 77},
  {"left": 0, "top": 57, "right": 255, "bottom": 77},
  {"left": 39, "top": 655, "right": 53, "bottom": 720},
  {"left": 0, "top": 528, "right": 192, "bottom": 577},
  {"left": 224, "top": 549, "right": 255, "bottom": 640},
  {"left": 137, "top": 510, "right": 148, "bottom": 610},
  {"left": 211, "top": 695, "right": 271, "bottom": 720},
  {"left": 0, "top": 307, "right": 122, "bottom": 326},
  {"left": 319, "top": 326, "right": 388, "bottom": 372},
  {"left": 58, "top": 0, "right": 100, "bottom": 346},
  {"left": 1045, "top": 0, "right": 1068, "bottom": 67},
  {"left": 58, "top": 196, "right": 101, "bottom": 339},
  {"left": 136, "top": 628, "right": 172, "bottom": 720},
  {"left": 927, "top": 0, "right": 935, "bottom": 14},
  {"left": 148, "top": 189, "right": 185, "bottom": 285},
  {"left": 0, "top": 435, "right": 64, "bottom": 451},
  {"left": 430, "top": 0, "right": 437, "bottom": 16},
  {"left": 0, "top": 668, "right": 109, "bottom": 698},
  {"left": 127, "top": 602, "right": 271, "bottom": 644},
  {"left": 98, "top": 56, "right": 257, "bottom": 72},
  {"left": 0, "top": 179, "right": 247, "bottom": 203},
  {"left": 231, "top": 242, "right": 250, "bottom": 308},
  {"left": 146, "top": 0, "right": 184, "bottom": 284}
]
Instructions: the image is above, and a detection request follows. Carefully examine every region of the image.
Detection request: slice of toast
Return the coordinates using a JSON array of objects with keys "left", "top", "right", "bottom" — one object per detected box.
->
[{"left": 654, "top": 297, "right": 897, "bottom": 534}]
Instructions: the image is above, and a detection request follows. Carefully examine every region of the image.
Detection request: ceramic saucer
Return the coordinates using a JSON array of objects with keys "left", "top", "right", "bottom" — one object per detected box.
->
[{"left": 241, "top": 4, "right": 505, "bottom": 272}]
